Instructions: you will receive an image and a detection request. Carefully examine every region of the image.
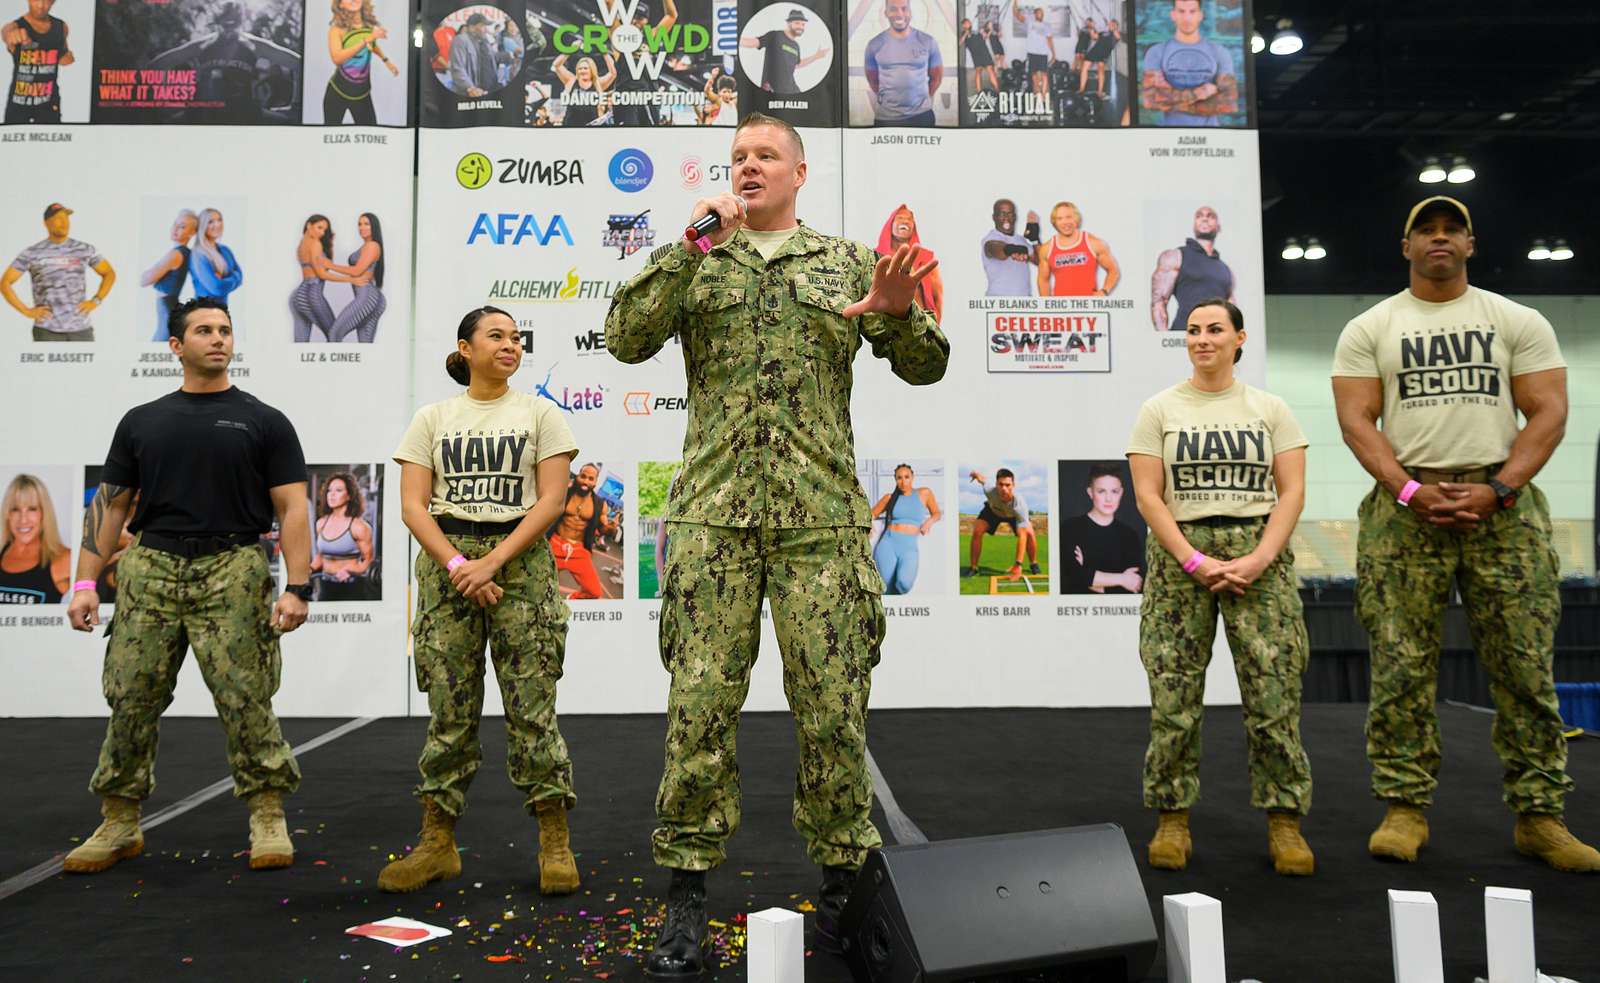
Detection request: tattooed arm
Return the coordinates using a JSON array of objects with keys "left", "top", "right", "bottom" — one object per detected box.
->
[
  {"left": 68, "top": 483, "right": 135, "bottom": 631},
  {"left": 1151, "top": 247, "right": 1180, "bottom": 330}
]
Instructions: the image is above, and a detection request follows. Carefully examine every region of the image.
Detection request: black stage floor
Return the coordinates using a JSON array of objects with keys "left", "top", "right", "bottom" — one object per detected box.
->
[{"left": 3, "top": 706, "right": 1596, "bottom": 982}]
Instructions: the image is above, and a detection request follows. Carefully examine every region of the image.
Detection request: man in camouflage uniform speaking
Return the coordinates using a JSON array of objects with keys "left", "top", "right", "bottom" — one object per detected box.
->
[
  {"left": 605, "top": 112, "right": 949, "bottom": 976},
  {"left": 1332, "top": 196, "right": 1599, "bottom": 873},
  {"left": 63, "top": 296, "right": 311, "bottom": 876}
]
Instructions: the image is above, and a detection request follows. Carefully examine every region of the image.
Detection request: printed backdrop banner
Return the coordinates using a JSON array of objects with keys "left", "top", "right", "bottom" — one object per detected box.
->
[{"left": 0, "top": 124, "right": 416, "bottom": 717}]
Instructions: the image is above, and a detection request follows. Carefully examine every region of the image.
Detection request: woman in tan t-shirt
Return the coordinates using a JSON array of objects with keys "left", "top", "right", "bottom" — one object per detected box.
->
[
  {"left": 380, "top": 306, "right": 582, "bottom": 897},
  {"left": 1125, "top": 298, "right": 1316, "bottom": 878}
]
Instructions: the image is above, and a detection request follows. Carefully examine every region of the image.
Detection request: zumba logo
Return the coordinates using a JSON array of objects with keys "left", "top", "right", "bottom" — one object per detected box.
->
[
  {"left": 456, "top": 152, "right": 492, "bottom": 190},
  {"left": 609, "top": 149, "right": 653, "bottom": 192}
]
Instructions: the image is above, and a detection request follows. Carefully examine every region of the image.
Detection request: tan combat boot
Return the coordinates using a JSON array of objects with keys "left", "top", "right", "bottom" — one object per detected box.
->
[
  {"left": 247, "top": 791, "right": 294, "bottom": 869},
  {"left": 378, "top": 798, "right": 462, "bottom": 892},
  {"left": 1368, "top": 802, "right": 1428, "bottom": 862},
  {"left": 535, "top": 801, "right": 580, "bottom": 895},
  {"left": 62, "top": 796, "right": 144, "bottom": 874},
  {"left": 1514, "top": 814, "right": 1600, "bottom": 873},
  {"left": 1267, "top": 811, "right": 1315, "bottom": 876},
  {"left": 1147, "top": 809, "right": 1192, "bottom": 870}
]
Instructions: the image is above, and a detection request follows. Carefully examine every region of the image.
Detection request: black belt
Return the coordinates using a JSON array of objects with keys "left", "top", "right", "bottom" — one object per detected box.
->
[
  {"left": 437, "top": 515, "right": 523, "bottom": 537},
  {"left": 138, "top": 531, "right": 259, "bottom": 558},
  {"left": 1184, "top": 515, "right": 1266, "bottom": 528}
]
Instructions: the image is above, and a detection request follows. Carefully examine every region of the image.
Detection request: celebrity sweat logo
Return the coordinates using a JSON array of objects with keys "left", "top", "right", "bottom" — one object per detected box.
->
[
  {"left": 987, "top": 311, "right": 1111, "bottom": 373},
  {"left": 609, "top": 149, "right": 653, "bottom": 192}
]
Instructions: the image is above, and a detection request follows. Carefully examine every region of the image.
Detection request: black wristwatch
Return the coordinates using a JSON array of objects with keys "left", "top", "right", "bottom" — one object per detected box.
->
[
  {"left": 1488, "top": 477, "right": 1519, "bottom": 511},
  {"left": 284, "top": 582, "right": 313, "bottom": 602}
]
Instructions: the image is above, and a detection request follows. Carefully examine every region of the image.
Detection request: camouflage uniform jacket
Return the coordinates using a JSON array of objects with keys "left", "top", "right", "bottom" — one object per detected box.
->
[{"left": 605, "top": 223, "right": 950, "bottom": 528}]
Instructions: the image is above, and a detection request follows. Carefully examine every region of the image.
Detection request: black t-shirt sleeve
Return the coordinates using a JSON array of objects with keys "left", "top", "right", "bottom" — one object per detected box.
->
[
  {"left": 1060, "top": 517, "right": 1094, "bottom": 593},
  {"left": 760, "top": 30, "right": 779, "bottom": 48},
  {"left": 100, "top": 410, "right": 140, "bottom": 488},
  {"left": 261, "top": 408, "right": 308, "bottom": 488}
]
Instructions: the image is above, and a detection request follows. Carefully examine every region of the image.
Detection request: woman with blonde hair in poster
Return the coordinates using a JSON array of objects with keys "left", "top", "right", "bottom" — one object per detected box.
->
[
  {"left": 0, "top": 474, "right": 70, "bottom": 604},
  {"left": 325, "top": 0, "right": 397, "bottom": 124},
  {"left": 554, "top": 52, "right": 616, "bottom": 126},
  {"left": 141, "top": 209, "right": 197, "bottom": 342},
  {"left": 188, "top": 209, "right": 243, "bottom": 305}
]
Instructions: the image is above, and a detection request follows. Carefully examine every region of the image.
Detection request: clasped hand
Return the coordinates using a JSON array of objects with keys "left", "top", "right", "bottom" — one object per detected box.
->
[
  {"left": 1188, "top": 551, "right": 1269, "bottom": 595},
  {"left": 449, "top": 555, "right": 505, "bottom": 607}
]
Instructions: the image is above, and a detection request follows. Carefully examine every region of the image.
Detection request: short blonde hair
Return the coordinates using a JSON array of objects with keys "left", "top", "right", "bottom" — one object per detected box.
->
[{"left": 1051, "top": 201, "right": 1081, "bottom": 223}]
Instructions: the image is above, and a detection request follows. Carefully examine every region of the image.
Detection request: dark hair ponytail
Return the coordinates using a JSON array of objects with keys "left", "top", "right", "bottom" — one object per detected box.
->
[{"left": 445, "top": 305, "right": 514, "bottom": 385}]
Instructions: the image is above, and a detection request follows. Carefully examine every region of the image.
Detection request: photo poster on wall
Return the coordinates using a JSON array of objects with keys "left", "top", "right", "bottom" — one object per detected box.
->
[
  {"left": 0, "top": 125, "right": 417, "bottom": 717},
  {"left": 79, "top": 0, "right": 418, "bottom": 125}
]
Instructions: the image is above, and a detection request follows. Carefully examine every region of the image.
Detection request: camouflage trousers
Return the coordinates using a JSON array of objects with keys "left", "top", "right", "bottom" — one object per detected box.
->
[
  {"left": 1356, "top": 482, "right": 1570, "bottom": 814},
  {"left": 410, "top": 535, "right": 574, "bottom": 817},
  {"left": 653, "top": 522, "right": 886, "bottom": 870},
  {"left": 90, "top": 541, "right": 300, "bottom": 801},
  {"left": 1139, "top": 518, "right": 1312, "bottom": 814}
]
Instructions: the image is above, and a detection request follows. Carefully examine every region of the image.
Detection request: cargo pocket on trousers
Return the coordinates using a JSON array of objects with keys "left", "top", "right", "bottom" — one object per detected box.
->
[
  {"left": 656, "top": 561, "right": 690, "bottom": 674},
  {"left": 854, "top": 561, "right": 887, "bottom": 670},
  {"left": 410, "top": 610, "right": 433, "bottom": 692}
]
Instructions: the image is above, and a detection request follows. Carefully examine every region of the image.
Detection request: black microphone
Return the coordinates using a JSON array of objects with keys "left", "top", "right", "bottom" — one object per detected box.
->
[{"left": 683, "top": 196, "right": 746, "bottom": 242}]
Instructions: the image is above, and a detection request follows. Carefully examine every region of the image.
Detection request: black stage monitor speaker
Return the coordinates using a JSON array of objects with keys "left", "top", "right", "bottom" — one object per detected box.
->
[{"left": 839, "top": 824, "right": 1157, "bottom": 983}]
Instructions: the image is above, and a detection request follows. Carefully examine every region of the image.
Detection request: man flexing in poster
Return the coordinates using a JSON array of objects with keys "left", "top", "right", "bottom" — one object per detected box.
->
[
  {"left": 743, "top": 8, "right": 829, "bottom": 94},
  {"left": 980, "top": 198, "right": 1037, "bottom": 297},
  {"left": 1140, "top": 0, "right": 1237, "bottom": 126},
  {"left": 3, "top": 203, "right": 115, "bottom": 342},
  {"left": 547, "top": 463, "right": 617, "bottom": 599},
  {"left": 1152, "top": 205, "right": 1236, "bottom": 331},
  {"left": 3, "top": 0, "right": 72, "bottom": 123}
]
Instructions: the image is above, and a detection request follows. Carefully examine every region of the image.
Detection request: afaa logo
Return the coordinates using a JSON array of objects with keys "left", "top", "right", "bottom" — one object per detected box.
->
[
  {"left": 467, "top": 213, "right": 575, "bottom": 246},
  {"left": 609, "top": 149, "right": 653, "bottom": 193}
]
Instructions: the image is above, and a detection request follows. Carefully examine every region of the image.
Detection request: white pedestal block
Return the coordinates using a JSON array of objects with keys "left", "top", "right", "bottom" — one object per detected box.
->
[
  {"left": 1484, "top": 887, "right": 1536, "bottom": 983},
  {"left": 1163, "top": 892, "right": 1226, "bottom": 983},
  {"left": 1388, "top": 889, "right": 1445, "bottom": 983},
  {"left": 747, "top": 907, "right": 805, "bottom": 983}
]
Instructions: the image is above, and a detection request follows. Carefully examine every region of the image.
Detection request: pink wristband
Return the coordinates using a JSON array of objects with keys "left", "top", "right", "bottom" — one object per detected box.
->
[
  {"left": 691, "top": 234, "right": 713, "bottom": 254},
  {"left": 73, "top": 580, "right": 98, "bottom": 593},
  {"left": 1182, "top": 551, "right": 1206, "bottom": 574},
  {"left": 1397, "top": 479, "right": 1422, "bottom": 506},
  {"left": 445, "top": 554, "right": 467, "bottom": 572}
]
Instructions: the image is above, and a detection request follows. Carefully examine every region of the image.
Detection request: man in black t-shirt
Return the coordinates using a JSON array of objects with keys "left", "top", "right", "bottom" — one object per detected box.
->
[
  {"left": 742, "top": 9, "right": 828, "bottom": 95},
  {"left": 3, "top": 0, "right": 73, "bottom": 123},
  {"left": 62, "top": 297, "right": 313, "bottom": 876}
]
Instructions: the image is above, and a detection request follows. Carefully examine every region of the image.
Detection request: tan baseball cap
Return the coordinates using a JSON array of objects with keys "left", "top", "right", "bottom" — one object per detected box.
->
[{"left": 1404, "top": 195, "right": 1472, "bottom": 237}]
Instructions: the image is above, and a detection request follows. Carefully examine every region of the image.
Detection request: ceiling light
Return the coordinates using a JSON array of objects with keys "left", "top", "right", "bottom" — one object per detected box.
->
[
  {"left": 1250, "top": 32, "right": 1265, "bottom": 54},
  {"left": 1550, "top": 239, "right": 1574, "bottom": 261},
  {"left": 1282, "top": 239, "right": 1304, "bottom": 261},
  {"left": 1269, "top": 19, "right": 1302, "bottom": 55},
  {"left": 413, "top": 26, "right": 424, "bottom": 47},
  {"left": 1303, "top": 238, "right": 1327, "bottom": 261},
  {"left": 1418, "top": 157, "right": 1446, "bottom": 184},
  {"left": 1527, "top": 240, "right": 1550, "bottom": 261},
  {"left": 1446, "top": 157, "right": 1475, "bottom": 184},
  {"left": 1497, "top": 111, "right": 1517, "bottom": 122}
]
